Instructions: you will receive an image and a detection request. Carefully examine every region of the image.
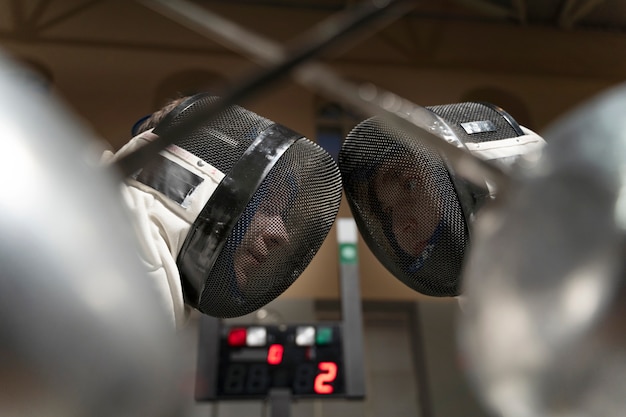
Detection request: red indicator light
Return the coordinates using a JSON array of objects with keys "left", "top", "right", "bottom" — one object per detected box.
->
[
  {"left": 314, "top": 362, "right": 337, "bottom": 394},
  {"left": 267, "top": 344, "right": 284, "bottom": 365},
  {"left": 227, "top": 327, "right": 247, "bottom": 346}
]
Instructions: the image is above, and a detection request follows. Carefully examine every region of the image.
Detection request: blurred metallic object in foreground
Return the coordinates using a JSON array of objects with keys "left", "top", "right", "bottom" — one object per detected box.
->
[
  {"left": 0, "top": 52, "right": 183, "bottom": 417},
  {"left": 459, "top": 82, "right": 626, "bottom": 417}
]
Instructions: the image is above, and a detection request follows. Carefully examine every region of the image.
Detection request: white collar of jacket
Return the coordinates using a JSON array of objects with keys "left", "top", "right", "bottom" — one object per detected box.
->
[
  {"left": 463, "top": 125, "right": 546, "bottom": 166},
  {"left": 114, "top": 129, "right": 225, "bottom": 226}
]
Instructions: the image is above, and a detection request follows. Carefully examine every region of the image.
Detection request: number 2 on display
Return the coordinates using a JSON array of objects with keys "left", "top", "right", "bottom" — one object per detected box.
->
[{"left": 314, "top": 362, "right": 337, "bottom": 394}]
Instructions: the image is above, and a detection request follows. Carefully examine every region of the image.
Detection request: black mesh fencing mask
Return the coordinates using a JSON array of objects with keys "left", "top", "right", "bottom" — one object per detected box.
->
[
  {"left": 135, "top": 94, "right": 342, "bottom": 318},
  {"left": 338, "top": 102, "right": 545, "bottom": 297}
]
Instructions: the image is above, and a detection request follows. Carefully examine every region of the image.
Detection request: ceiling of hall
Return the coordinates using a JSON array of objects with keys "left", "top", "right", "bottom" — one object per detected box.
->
[
  {"left": 1, "top": 0, "right": 624, "bottom": 47},
  {"left": 0, "top": 0, "right": 624, "bottom": 81},
  {"left": 197, "top": 0, "right": 626, "bottom": 30}
]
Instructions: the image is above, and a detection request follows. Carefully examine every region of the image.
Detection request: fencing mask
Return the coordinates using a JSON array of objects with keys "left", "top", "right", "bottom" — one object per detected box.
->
[
  {"left": 117, "top": 94, "right": 343, "bottom": 319},
  {"left": 458, "top": 83, "right": 626, "bottom": 417},
  {"left": 338, "top": 101, "right": 545, "bottom": 297}
]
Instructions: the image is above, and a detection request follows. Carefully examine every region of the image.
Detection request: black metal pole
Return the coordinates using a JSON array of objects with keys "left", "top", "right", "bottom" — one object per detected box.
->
[
  {"left": 116, "top": 0, "right": 414, "bottom": 177},
  {"left": 267, "top": 388, "right": 291, "bottom": 417},
  {"left": 195, "top": 315, "right": 222, "bottom": 402}
]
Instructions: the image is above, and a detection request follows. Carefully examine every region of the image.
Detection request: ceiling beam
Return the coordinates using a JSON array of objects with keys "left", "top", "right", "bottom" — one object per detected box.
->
[
  {"left": 36, "top": 0, "right": 106, "bottom": 32},
  {"left": 558, "top": 0, "right": 607, "bottom": 29},
  {"left": 511, "top": 0, "right": 527, "bottom": 24},
  {"left": 26, "top": 0, "right": 53, "bottom": 26}
]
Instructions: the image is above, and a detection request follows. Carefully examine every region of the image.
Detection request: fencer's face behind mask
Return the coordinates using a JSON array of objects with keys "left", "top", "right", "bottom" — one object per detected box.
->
[
  {"left": 233, "top": 206, "right": 289, "bottom": 291},
  {"left": 371, "top": 147, "right": 444, "bottom": 258},
  {"left": 231, "top": 172, "right": 293, "bottom": 293},
  {"left": 140, "top": 94, "right": 342, "bottom": 318}
]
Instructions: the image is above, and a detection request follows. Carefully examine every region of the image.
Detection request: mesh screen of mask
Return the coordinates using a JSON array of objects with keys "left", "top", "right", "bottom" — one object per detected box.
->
[
  {"left": 339, "top": 117, "right": 469, "bottom": 297},
  {"left": 199, "top": 139, "right": 342, "bottom": 317}
]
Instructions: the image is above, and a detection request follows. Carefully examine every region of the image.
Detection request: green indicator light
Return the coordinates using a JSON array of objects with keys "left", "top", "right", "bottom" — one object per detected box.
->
[
  {"left": 316, "top": 326, "right": 333, "bottom": 345},
  {"left": 339, "top": 243, "right": 357, "bottom": 264}
]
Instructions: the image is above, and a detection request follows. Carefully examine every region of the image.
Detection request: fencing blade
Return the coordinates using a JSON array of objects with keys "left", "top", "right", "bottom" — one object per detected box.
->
[{"left": 117, "top": 0, "right": 414, "bottom": 177}]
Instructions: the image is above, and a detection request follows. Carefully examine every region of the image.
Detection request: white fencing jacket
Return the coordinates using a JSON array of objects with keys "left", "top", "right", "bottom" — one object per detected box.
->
[{"left": 103, "top": 130, "right": 225, "bottom": 329}]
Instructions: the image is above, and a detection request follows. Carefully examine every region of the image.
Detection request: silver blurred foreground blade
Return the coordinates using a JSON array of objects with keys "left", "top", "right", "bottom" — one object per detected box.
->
[
  {"left": 459, "top": 82, "right": 626, "bottom": 417},
  {"left": 0, "top": 53, "right": 183, "bottom": 417}
]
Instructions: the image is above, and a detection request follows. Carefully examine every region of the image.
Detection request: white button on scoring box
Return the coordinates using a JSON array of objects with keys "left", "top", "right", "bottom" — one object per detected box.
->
[
  {"left": 295, "top": 326, "right": 316, "bottom": 346},
  {"left": 246, "top": 326, "right": 267, "bottom": 346}
]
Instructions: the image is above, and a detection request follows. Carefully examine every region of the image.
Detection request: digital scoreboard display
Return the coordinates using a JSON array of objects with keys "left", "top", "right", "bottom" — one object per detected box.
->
[{"left": 214, "top": 323, "right": 345, "bottom": 398}]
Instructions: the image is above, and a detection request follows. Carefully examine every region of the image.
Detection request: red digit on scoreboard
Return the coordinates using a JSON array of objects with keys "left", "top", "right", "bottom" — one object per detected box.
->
[
  {"left": 314, "top": 362, "right": 337, "bottom": 394},
  {"left": 267, "top": 344, "right": 284, "bottom": 365}
]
